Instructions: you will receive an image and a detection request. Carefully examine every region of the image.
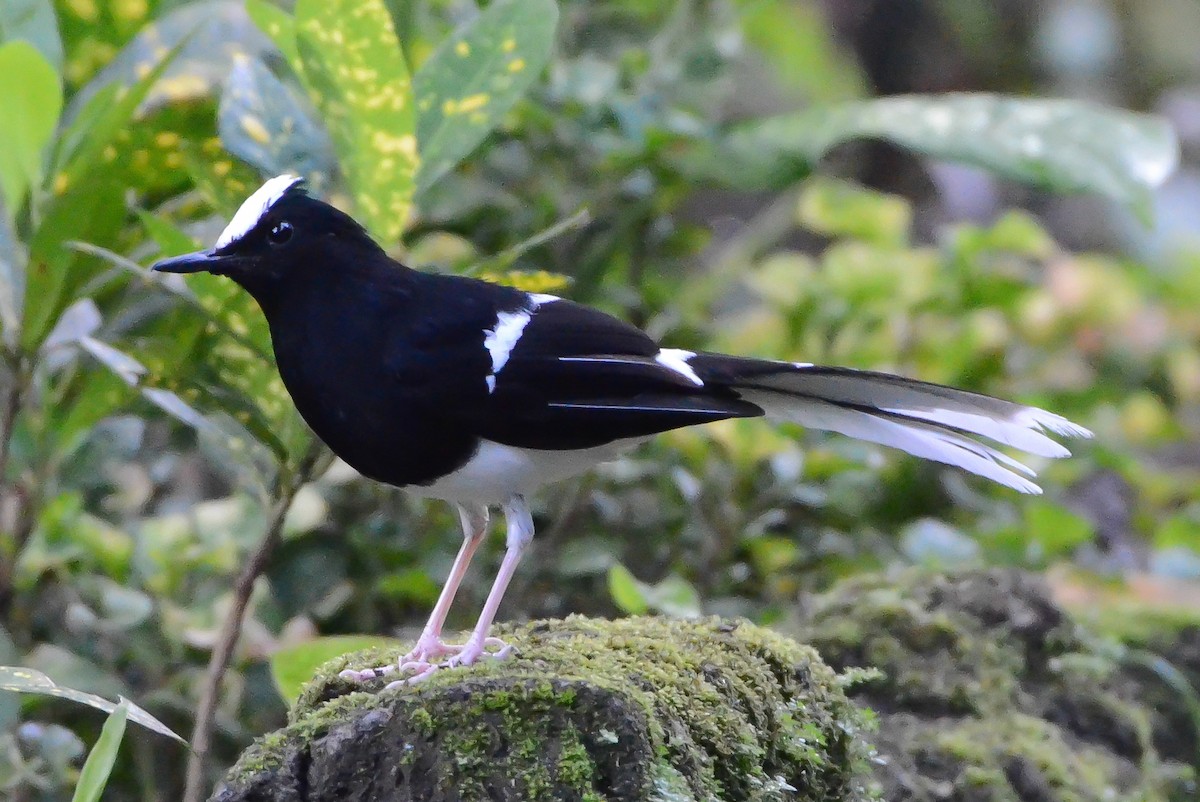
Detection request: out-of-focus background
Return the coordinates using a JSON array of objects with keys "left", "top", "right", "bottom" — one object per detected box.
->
[{"left": 0, "top": 0, "right": 1197, "bottom": 798}]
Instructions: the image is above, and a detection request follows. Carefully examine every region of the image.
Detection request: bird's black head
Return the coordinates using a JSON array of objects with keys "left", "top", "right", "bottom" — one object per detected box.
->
[{"left": 152, "top": 175, "right": 384, "bottom": 302}]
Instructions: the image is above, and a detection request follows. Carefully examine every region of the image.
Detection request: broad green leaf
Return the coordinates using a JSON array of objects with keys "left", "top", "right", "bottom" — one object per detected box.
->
[
  {"left": 296, "top": 0, "right": 416, "bottom": 243},
  {"left": 0, "top": 194, "right": 23, "bottom": 349},
  {"left": 270, "top": 635, "right": 400, "bottom": 702},
  {"left": 23, "top": 41, "right": 183, "bottom": 352},
  {"left": 245, "top": 0, "right": 298, "bottom": 67},
  {"left": 607, "top": 563, "right": 649, "bottom": 615},
  {"left": 0, "top": 41, "right": 61, "bottom": 214},
  {"left": 0, "top": 0, "right": 63, "bottom": 72},
  {"left": 70, "top": 700, "right": 128, "bottom": 802},
  {"left": 414, "top": 0, "right": 557, "bottom": 195},
  {"left": 0, "top": 666, "right": 185, "bottom": 743},
  {"left": 705, "top": 94, "right": 1180, "bottom": 224},
  {"left": 219, "top": 56, "right": 335, "bottom": 188}
]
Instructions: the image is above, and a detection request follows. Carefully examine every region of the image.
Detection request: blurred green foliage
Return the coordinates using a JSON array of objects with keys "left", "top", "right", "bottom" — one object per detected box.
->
[{"left": 0, "top": 0, "right": 1195, "bottom": 799}]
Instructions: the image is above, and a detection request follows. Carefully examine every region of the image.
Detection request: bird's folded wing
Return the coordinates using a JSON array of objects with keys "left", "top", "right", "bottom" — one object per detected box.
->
[{"left": 458, "top": 299, "right": 762, "bottom": 449}]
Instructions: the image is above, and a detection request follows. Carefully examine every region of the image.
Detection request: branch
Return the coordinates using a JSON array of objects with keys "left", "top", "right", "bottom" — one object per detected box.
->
[{"left": 181, "top": 444, "right": 327, "bottom": 802}]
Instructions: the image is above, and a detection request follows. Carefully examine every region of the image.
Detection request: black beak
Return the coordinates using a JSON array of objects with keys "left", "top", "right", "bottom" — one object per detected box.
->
[{"left": 151, "top": 250, "right": 225, "bottom": 274}]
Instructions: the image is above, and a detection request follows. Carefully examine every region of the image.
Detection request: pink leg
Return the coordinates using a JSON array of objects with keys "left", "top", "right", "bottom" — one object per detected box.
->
[
  {"left": 339, "top": 504, "right": 489, "bottom": 683},
  {"left": 444, "top": 495, "right": 533, "bottom": 669}
]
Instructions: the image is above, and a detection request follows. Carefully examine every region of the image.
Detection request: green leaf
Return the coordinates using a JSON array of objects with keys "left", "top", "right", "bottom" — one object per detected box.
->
[
  {"left": 413, "top": 0, "right": 558, "bottom": 195},
  {"left": 797, "top": 177, "right": 912, "bottom": 246},
  {"left": 136, "top": 210, "right": 200, "bottom": 256},
  {"left": 1024, "top": 501, "right": 1093, "bottom": 562},
  {"left": 296, "top": 0, "right": 417, "bottom": 243},
  {"left": 218, "top": 56, "right": 334, "bottom": 187},
  {"left": 270, "top": 635, "right": 399, "bottom": 702},
  {"left": 0, "top": 40, "right": 60, "bottom": 213},
  {"left": 22, "top": 40, "right": 183, "bottom": 352},
  {"left": 70, "top": 700, "right": 128, "bottom": 802},
  {"left": 245, "top": 0, "right": 298, "bottom": 67},
  {"left": 736, "top": 0, "right": 863, "bottom": 104},
  {"left": 0, "top": 0, "right": 63, "bottom": 72},
  {"left": 0, "top": 666, "right": 185, "bottom": 743},
  {"left": 708, "top": 94, "right": 1180, "bottom": 223},
  {"left": 606, "top": 563, "right": 649, "bottom": 615}
]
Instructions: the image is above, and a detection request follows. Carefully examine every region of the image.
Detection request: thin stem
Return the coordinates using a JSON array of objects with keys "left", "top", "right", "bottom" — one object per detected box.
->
[
  {"left": 180, "top": 452, "right": 316, "bottom": 802},
  {"left": 0, "top": 355, "right": 24, "bottom": 493},
  {"left": 0, "top": 357, "right": 27, "bottom": 620}
]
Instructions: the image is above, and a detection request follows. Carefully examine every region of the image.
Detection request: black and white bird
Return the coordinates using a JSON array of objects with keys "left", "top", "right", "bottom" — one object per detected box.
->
[{"left": 153, "top": 175, "right": 1091, "bottom": 686}]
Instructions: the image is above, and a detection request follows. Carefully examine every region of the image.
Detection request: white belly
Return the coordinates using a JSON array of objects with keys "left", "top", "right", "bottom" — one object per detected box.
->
[{"left": 413, "top": 438, "right": 646, "bottom": 505}]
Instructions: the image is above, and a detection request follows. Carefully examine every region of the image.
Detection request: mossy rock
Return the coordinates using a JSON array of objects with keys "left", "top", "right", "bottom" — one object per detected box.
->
[
  {"left": 210, "top": 616, "right": 876, "bottom": 802},
  {"left": 800, "top": 568, "right": 1198, "bottom": 802}
]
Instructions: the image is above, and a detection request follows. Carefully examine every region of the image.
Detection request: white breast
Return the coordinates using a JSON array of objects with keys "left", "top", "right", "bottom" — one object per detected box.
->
[{"left": 414, "top": 437, "right": 646, "bottom": 505}]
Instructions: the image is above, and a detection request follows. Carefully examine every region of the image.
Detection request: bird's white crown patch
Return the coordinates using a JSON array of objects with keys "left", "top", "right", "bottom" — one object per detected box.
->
[{"left": 215, "top": 174, "right": 304, "bottom": 250}]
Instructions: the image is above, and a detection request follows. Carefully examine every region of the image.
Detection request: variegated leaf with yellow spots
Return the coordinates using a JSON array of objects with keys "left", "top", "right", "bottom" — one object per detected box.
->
[
  {"left": 218, "top": 56, "right": 334, "bottom": 189},
  {"left": 295, "top": 0, "right": 417, "bottom": 245},
  {"left": 414, "top": 0, "right": 558, "bottom": 196}
]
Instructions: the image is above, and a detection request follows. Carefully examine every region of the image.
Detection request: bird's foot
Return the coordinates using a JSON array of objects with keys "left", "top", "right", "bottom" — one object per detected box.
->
[
  {"left": 337, "top": 635, "right": 513, "bottom": 688},
  {"left": 445, "top": 635, "right": 514, "bottom": 670}
]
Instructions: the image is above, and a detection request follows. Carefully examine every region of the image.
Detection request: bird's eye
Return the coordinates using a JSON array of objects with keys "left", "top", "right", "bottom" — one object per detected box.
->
[{"left": 267, "top": 220, "right": 293, "bottom": 246}]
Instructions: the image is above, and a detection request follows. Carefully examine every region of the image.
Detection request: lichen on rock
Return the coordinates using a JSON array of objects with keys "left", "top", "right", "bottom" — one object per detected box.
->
[{"left": 211, "top": 615, "right": 877, "bottom": 802}]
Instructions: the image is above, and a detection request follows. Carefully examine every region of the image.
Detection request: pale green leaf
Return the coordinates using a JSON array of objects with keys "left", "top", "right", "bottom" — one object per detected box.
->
[
  {"left": 607, "top": 563, "right": 649, "bottom": 616},
  {"left": 414, "top": 0, "right": 558, "bottom": 195},
  {"left": 708, "top": 94, "right": 1180, "bottom": 224},
  {"left": 0, "top": 0, "right": 63, "bottom": 72},
  {"left": 270, "top": 635, "right": 399, "bottom": 703},
  {"left": 0, "top": 666, "right": 185, "bottom": 744},
  {"left": 245, "top": 0, "right": 298, "bottom": 67},
  {"left": 0, "top": 41, "right": 60, "bottom": 213},
  {"left": 70, "top": 700, "right": 128, "bottom": 802},
  {"left": 296, "top": 0, "right": 416, "bottom": 243},
  {"left": 219, "top": 56, "right": 334, "bottom": 188}
]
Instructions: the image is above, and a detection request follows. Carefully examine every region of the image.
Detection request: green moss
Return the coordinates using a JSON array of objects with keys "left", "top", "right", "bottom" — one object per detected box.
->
[
  {"left": 214, "top": 616, "right": 875, "bottom": 802},
  {"left": 801, "top": 568, "right": 1194, "bottom": 802}
]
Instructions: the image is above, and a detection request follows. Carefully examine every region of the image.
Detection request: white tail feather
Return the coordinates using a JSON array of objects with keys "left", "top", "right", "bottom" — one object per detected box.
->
[
  {"left": 747, "top": 369, "right": 1091, "bottom": 456},
  {"left": 742, "top": 390, "right": 1045, "bottom": 493}
]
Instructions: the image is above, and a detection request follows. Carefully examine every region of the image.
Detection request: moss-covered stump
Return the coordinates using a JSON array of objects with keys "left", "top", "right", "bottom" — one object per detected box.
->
[
  {"left": 800, "top": 568, "right": 1198, "bottom": 802},
  {"left": 210, "top": 616, "right": 874, "bottom": 802}
]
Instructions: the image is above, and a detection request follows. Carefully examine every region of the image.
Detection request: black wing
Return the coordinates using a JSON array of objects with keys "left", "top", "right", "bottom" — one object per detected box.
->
[
  {"left": 387, "top": 279, "right": 760, "bottom": 451},
  {"left": 469, "top": 298, "right": 762, "bottom": 449}
]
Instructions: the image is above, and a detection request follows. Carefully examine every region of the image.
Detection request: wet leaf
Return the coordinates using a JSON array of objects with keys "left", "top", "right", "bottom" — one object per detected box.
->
[
  {"left": 0, "top": 0, "right": 63, "bottom": 72},
  {"left": 70, "top": 700, "right": 127, "bottom": 802},
  {"left": 296, "top": 0, "right": 416, "bottom": 243},
  {"left": 219, "top": 56, "right": 334, "bottom": 188},
  {"left": 705, "top": 94, "right": 1179, "bottom": 224},
  {"left": 414, "top": 0, "right": 558, "bottom": 195},
  {"left": 270, "top": 635, "right": 399, "bottom": 702},
  {"left": 0, "top": 40, "right": 61, "bottom": 212},
  {"left": 0, "top": 666, "right": 185, "bottom": 744}
]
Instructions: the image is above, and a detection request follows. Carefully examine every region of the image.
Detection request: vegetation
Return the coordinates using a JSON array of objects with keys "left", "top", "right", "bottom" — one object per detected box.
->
[{"left": 0, "top": 0, "right": 1195, "bottom": 799}]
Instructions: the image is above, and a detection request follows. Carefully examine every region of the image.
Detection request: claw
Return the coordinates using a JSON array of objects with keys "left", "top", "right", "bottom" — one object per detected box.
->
[{"left": 339, "top": 634, "right": 515, "bottom": 688}]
